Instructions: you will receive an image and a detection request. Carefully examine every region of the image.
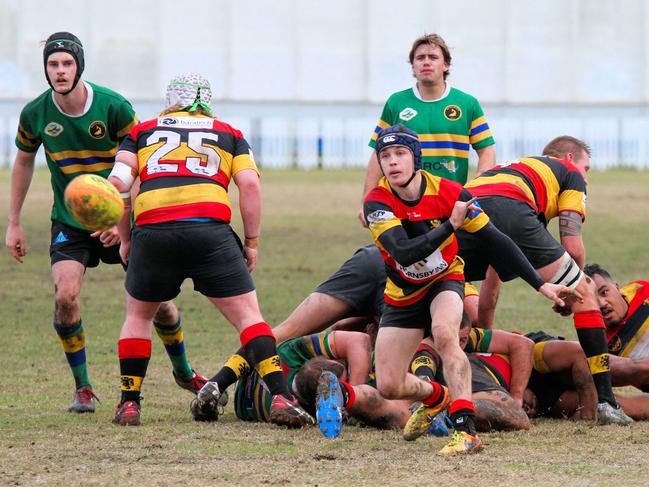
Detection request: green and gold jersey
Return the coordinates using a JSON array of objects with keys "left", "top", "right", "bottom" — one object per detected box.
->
[
  {"left": 369, "top": 85, "right": 494, "bottom": 184},
  {"left": 15, "top": 82, "right": 138, "bottom": 230}
]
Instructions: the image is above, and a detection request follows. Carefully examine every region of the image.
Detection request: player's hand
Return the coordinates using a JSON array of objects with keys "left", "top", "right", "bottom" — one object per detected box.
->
[
  {"left": 449, "top": 197, "right": 480, "bottom": 229},
  {"left": 243, "top": 246, "right": 257, "bottom": 272},
  {"left": 358, "top": 208, "right": 368, "bottom": 228},
  {"left": 91, "top": 227, "right": 121, "bottom": 247},
  {"left": 5, "top": 223, "right": 27, "bottom": 263},
  {"left": 552, "top": 302, "right": 573, "bottom": 317},
  {"left": 119, "top": 240, "right": 131, "bottom": 265},
  {"left": 538, "top": 283, "right": 583, "bottom": 309}
]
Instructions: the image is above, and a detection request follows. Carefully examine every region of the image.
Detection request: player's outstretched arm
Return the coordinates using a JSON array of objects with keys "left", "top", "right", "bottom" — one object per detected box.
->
[
  {"left": 6, "top": 149, "right": 37, "bottom": 263},
  {"left": 233, "top": 168, "right": 261, "bottom": 272}
]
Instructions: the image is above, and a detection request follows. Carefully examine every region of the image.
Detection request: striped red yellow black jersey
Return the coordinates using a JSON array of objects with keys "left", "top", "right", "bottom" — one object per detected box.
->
[
  {"left": 606, "top": 280, "right": 649, "bottom": 358},
  {"left": 465, "top": 156, "right": 586, "bottom": 222},
  {"left": 364, "top": 172, "right": 489, "bottom": 306},
  {"left": 119, "top": 112, "right": 258, "bottom": 225}
]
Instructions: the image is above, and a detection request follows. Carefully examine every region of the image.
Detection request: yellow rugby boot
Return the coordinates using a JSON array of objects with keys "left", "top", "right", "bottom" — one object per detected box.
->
[
  {"left": 439, "top": 430, "right": 484, "bottom": 456},
  {"left": 403, "top": 385, "right": 451, "bottom": 441}
]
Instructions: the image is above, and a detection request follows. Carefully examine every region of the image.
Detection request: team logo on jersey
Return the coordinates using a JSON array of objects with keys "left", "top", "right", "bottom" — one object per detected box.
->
[
  {"left": 44, "top": 122, "right": 64, "bottom": 137},
  {"left": 444, "top": 105, "right": 462, "bottom": 121},
  {"left": 441, "top": 160, "right": 458, "bottom": 173},
  {"left": 157, "top": 117, "right": 213, "bottom": 129},
  {"left": 89, "top": 121, "right": 107, "bottom": 139},
  {"left": 399, "top": 107, "right": 418, "bottom": 121},
  {"left": 366, "top": 210, "right": 394, "bottom": 226},
  {"left": 608, "top": 336, "right": 622, "bottom": 354}
]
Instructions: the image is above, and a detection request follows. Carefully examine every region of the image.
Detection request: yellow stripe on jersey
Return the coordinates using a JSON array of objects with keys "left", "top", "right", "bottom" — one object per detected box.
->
[
  {"left": 419, "top": 133, "right": 470, "bottom": 143},
  {"left": 231, "top": 153, "right": 260, "bottom": 177},
  {"left": 116, "top": 118, "right": 139, "bottom": 139},
  {"left": 557, "top": 189, "right": 586, "bottom": 216},
  {"left": 46, "top": 147, "right": 119, "bottom": 162},
  {"left": 464, "top": 282, "right": 479, "bottom": 297},
  {"left": 466, "top": 172, "right": 537, "bottom": 203},
  {"left": 461, "top": 211, "right": 490, "bottom": 234},
  {"left": 470, "top": 129, "right": 493, "bottom": 145},
  {"left": 58, "top": 162, "right": 115, "bottom": 174},
  {"left": 384, "top": 278, "right": 436, "bottom": 303},
  {"left": 470, "top": 116, "right": 488, "bottom": 130},
  {"left": 16, "top": 131, "right": 38, "bottom": 148},
  {"left": 134, "top": 184, "right": 229, "bottom": 219},
  {"left": 422, "top": 148, "right": 470, "bottom": 158},
  {"left": 587, "top": 353, "right": 610, "bottom": 375},
  {"left": 371, "top": 120, "right": 392, "bottom": 141},
  {"left": 620, "top": 319, "right": 649, "bottom": 358},
  {"left": 532, "top": 342, "right": 552, "bottom": 374}
]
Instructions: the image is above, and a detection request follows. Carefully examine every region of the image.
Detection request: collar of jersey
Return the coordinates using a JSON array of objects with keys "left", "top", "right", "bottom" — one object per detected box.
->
[
  {"left": 411, "top": 81, "right": 451, "bottom": 103},
  {"left": 50, "top": 80, "right": 94, "bottom": 118}
]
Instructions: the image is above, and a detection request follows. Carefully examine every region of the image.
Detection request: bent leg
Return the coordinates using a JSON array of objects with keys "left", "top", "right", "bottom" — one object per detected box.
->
[
  {"left": 273, "top": 292, "right": 353, "bottom": 343},
  {"left": 374, "top": 326, "right": 429, "bottom": 401}
]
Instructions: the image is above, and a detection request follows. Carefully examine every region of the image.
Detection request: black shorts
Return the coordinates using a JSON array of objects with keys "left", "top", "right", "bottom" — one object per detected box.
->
[
  {"left": 125, "top": 221, "right": 254, "bottom": 302},
  {"left": 314, "top": 244, "right": 386, "bottom": 317},
  {"left": 458, "top": 197, "right": 565, "bottom": 282},
  {"left": 469, "top": 356, "right": 508, "bottom": 393},
  {"left": 379, "top": 279, "right": 464, "bottom": 337},
  {"left": 50, "top": 220, "right": 122, "bottom": 268}
]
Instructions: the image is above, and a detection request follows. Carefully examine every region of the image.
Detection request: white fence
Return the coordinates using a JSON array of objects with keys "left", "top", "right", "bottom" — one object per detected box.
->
[{"left": 2, "top": 115, "right": 649, "bottom": 170}]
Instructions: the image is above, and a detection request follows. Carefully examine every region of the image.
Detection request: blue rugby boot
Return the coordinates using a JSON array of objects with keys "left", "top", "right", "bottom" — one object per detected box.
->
[{"left": 316, "top": 371, "right": 345, "bottom": 438}]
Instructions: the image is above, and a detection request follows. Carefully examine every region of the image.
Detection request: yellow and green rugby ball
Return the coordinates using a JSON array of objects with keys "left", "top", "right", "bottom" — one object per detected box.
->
[{"left": 64, "top": 174, "right": 124, "bottom": 232}]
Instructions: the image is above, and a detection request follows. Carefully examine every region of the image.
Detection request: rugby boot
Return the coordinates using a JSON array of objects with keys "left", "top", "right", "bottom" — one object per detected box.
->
[
  {"left": 269, "top": 394, "right": 315, "bottom": 428},
  {"left": 439, "top": 430, "right": 484, "bottom": 456},
  {"left": 173, "top": 370, "right": 208, "bottom": 395},
  {"left": 403, "top": 385, "right": 451, "bottom": 441},
  {"left": 190, "top": 381, "right": 223, "bottom": 422},
  {"left": 597, "top": 402, "right": 633, "bottom": 425},
  {"left": 316, "top": 371, "right": 345, "bottom": 438},
  {"left": 68, "top": 386, "right": 99, "bottom": 413},
  {"left": 112, "top": 400, "right": 141, "bottom": 426}
]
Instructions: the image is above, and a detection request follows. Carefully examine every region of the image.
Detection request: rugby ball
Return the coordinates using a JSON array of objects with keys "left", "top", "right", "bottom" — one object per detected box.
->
[{"left": 64, "top": 174, "right": 124, "bottom": 232}]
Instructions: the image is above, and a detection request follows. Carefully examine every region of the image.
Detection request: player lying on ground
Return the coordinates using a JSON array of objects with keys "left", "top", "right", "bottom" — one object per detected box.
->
[{"left": 524, "top": 332, "right": 649, "bottom": 421}]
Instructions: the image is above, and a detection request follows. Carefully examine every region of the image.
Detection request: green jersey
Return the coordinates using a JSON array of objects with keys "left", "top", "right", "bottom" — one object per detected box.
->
[
  {"left": 233, "top": 332, "right": 336, "bottom": 422},
  {"left": 15, "top": 82, "right": 138, "bottom": 230},
  {"left": 369, "top": 84, "right": 495, "bottom": 184}
]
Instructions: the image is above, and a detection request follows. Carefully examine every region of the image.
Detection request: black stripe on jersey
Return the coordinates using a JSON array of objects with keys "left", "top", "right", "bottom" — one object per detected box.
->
[
  {"left": 139, "top": 176, "right": 225, "bottom": 194},
  {"left": 612, "top": 303, "right": 649, "bottom": 354},
  {"left": 479, "top": 165, "right": 539, "bottom": 204}
]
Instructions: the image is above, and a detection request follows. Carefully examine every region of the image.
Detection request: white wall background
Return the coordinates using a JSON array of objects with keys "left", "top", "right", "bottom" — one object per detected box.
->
[{"left": 2, "top": 0, "right": 649, "bottom": 168}]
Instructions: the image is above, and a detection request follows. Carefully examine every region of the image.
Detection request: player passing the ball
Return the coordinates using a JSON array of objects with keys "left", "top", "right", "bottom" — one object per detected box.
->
[
  {"left": 107, "top": 72, "right": 314, "bottom": 428},
  {"left": 363, "top": 124, "right": 581, "bottom": 455},
  {"left": 5, "top": 32, "right": 205, "bottom": 415}
]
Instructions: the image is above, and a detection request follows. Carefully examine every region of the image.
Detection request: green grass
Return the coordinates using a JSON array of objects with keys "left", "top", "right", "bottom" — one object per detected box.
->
[{"left": 1, "top": 168, "right": 649, "bottom": 486}]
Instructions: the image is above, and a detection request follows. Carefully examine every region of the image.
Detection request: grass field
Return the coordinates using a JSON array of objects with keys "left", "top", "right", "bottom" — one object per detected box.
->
[{"left": 1, "top": 168, "right": 649, "bottom": 486}]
